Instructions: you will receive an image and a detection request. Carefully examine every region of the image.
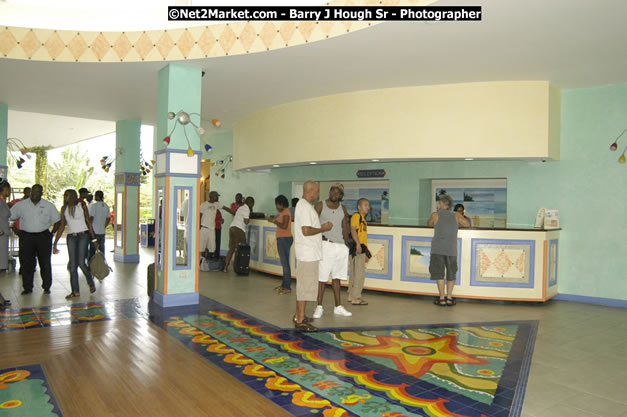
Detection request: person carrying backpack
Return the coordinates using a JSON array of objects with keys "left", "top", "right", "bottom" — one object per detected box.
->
[{"left": 348, "top": 198, "right": 370, "bottom": 306}]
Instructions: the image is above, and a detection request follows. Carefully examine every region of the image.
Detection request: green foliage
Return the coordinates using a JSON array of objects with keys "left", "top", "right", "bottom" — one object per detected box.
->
[{"left": 410, "top": 248, "right": 423, "bottom": 256}]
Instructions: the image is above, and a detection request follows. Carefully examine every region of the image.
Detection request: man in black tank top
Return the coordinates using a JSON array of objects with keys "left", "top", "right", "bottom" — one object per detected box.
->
[{"left": 427, "top": 195, "right": 470, "bottom": 306}]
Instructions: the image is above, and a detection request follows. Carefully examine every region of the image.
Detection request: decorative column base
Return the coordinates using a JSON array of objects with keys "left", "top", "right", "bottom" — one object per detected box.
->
[{"left": 153, "top": 290, "right": 199, "bottom": 307}]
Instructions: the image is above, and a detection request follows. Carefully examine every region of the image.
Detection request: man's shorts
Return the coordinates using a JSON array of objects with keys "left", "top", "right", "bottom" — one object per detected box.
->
[
  {"left": 199, "top": 226, "right": 216, "bottom": 252},
  {"left": 319, "top": 241, "right": 349, "bottom": 282},
  {"left": 429, "top": 254, "right": 458, "bottom": 281},
  {"left": 296, "top": 260, "right": 319, "bottom": 301},
  {"left": 228, "top": 226, "right": 246, "bottom": 251}
]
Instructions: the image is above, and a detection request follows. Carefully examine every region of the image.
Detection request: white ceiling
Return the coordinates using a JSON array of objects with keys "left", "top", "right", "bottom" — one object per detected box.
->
[{"left": 1, "top": 0, "right": 627, "bottom": 149}]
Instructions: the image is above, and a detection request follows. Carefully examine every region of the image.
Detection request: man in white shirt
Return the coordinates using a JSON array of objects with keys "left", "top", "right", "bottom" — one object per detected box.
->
[
  {"left": 10, "top": 184, "right": 60, "bottom": 295},
  {"left": 199, "top": 191, "right": 221, "bottom": 259},
  {"left": 293, "top": 181, "right": 332, "bottom": 332},
  {"left": 222, "top": 196, "right": 254, "bottom": 273},
  {"left": 88, "top": 190, "right": 111, "bottom": 259}
]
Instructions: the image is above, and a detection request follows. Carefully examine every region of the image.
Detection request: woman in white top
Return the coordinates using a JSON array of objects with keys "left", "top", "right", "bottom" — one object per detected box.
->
[{"left": 53, "top": 189, "right": 99, "bottom": 299}]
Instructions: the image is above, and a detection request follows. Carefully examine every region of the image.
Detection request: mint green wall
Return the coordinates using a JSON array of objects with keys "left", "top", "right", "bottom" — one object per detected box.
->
[
  {"left": 202, "top": 130, "right": 279, "bottom": 250},
  {"left": 269, "top": 83, "right": 627, "bottom": 301}
]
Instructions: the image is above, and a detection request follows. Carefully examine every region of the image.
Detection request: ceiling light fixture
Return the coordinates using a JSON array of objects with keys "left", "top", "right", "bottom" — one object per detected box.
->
[
  {"left": 465, "top": 158, "right": 474, "bottom": 161},
  {"left": 309, "top": 162, "right": 317, "bottom": 165},
  {"left": 609, "top": 128, "right": 627, "bottom": 164},
  {"left": 162, "top": 110, "right": 221, "bottom": 157},
  {"left": 272, "top": 164, "right": 280, "bottom": 168},
  {"left": 371, "top": 159, "right": 380, "bottom": 162},
  {"left": 7, "top": 137, "right": 30, "bottom": 169}
]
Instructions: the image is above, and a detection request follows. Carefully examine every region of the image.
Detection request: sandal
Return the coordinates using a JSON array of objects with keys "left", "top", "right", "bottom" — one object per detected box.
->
[
  {"left": 294, "top": 321, "right": 318, "bottom": 332},
  {"left": 292, "top": 315, "right": 312, "bottom": 324},
  {"left": 351, "top": 300, "right": 368, "bottom": 305},
  {"left": 65, "top": 292, "right": 80, "bottom": 299},
  {"left": 89, "top": 284, "right": 96, "bottom": 294},
  {"left": 434, "top": 298, "right": 447, "bottom": 307},
  {"left": 278, "top": 288, "right": 291, "bottom": 295},
  {"left": 274, "top": 285, "right": 282, "bottom": 292},
  {"left": 446, "top": 297, "right": 456, "bottom": 306}
]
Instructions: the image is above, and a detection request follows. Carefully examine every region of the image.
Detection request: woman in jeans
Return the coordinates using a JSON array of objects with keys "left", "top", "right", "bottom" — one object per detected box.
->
[
  {"left": 267, "top": 195, "right": 292, "bottom": 295},
  {"left": 53, "top": 189, "right": 99, "bottom": 299}
]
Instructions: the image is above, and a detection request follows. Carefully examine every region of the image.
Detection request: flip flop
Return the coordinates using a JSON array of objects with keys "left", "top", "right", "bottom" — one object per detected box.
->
[
  {"left": 446, "top": 297, "right": 456, "bottom": 306},
  {"left": 351, "top": 300, "right": 368, "bottom": 305}
]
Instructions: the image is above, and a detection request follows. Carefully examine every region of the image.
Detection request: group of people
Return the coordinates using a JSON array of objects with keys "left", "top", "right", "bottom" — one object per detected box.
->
[
  {"left": 0, "top": 181, "right": 111, "bottom": 303},
  {"left": 265, "top": 182, "right": 369, "bottom": 331}
]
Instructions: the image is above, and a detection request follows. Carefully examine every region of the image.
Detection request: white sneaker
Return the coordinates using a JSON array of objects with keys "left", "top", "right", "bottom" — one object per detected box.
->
[
  {"left": 312, "top": 305, "right": 324, "bottom": 319},
  {"left": 334, "top": 305, "right": 352, "bottom": 317}
]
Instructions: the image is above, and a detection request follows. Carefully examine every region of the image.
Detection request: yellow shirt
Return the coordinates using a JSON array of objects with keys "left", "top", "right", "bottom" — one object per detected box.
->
[{"left": 350, "top": 213, "right": 367, "bottom": 244}]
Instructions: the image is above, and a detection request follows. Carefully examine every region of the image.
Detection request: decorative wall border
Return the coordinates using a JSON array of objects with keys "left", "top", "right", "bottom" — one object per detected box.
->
[
  {"left": 114, "top": 172, "right": 141, "bottom": 185},
  {"left": 400, "top": 236, "right": 462, "bottom": 285},
  {"left": 0, "top": 1, "right": 436, "bottom": 62},
  {"left": 364, "top": 233, "right": 393, "bottom": 280},
  {"left": 262, "top": 226, "right": 281, "bottom": 266},
  {"left": 470, "top": 239, "right": 535, "bottom": 288}
]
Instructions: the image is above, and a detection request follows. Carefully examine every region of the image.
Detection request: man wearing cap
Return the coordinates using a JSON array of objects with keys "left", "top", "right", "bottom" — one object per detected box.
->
[
  {"left": 10, "top": 184, "right": 60, "bottom": 295},
  {"left": 312, "top": 183, "right": 352, "bottom": 318},
  {"left": 88, "top": 190, "right": 111, "bottom": 259},
  {"left": 199, "top": 191, "right": 221, "bottom": 259},
  {"left": 78, "top": 187, "right": 90, "bottom": 203}
]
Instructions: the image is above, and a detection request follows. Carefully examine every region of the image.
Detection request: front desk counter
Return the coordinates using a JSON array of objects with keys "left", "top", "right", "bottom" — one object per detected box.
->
[{"left": 246, "top": 220, "right": 560, "bottom": 302}]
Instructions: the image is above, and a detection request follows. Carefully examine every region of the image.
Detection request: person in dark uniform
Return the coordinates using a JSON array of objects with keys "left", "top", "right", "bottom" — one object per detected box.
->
[
  {"left": 10, "top": 184, "right": 60, "bottom": 295},
  {"left": 428, "top": 194, "right": 470, "bottom": 306}
]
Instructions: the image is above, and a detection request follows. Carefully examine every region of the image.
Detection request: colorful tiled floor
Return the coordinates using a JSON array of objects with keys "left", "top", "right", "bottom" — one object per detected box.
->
[
  {"left": 0, "top": 298, "right": 147, "bottom": 331},
  {"left": 0, "top": 364, "right": 63, "bottom": 417},
  {"left": 152, "top": 296, "right": 538, "bottom": 417}
]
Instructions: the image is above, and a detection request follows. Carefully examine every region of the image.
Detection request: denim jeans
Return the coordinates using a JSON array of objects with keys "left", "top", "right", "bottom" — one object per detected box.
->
[
  {"left": 277, "top": 237, "right": 293, "bottom": 290},
  {"left": 89, "top": 234, "right": 106, "bottom": 260},
  {"left": 67, "top": 231, "right": 94, "bottom": 293}
]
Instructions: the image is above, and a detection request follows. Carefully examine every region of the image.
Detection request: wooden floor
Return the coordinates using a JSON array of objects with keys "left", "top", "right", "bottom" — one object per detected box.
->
[{"left": 1, "top": 319, "right": 293, "bottom": 417}]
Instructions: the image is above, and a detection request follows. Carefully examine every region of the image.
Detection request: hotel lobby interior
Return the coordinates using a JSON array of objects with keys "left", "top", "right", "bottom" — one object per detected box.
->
[{"left": 1, "top": 0, "right": 627, "bottom": 416}]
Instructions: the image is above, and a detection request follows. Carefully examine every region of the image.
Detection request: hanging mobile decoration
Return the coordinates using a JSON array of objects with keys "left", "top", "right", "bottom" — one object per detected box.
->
[
  {"left": 212, "top": 155, "right": 233, "bottom": 179},
  {"left": 609, "top": 128, "right": 627, "bottom": 164},
  {"left": 7, "top": 138, "right": 31, "bottom": 169},
  {"left": 162, "top": 110, "right": 220, "bottom": 156}
]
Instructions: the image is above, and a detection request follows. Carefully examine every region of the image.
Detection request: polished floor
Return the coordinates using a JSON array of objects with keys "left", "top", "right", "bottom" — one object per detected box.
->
[{"left": 0, "top": 243, "right": 626, "bottom": 416}]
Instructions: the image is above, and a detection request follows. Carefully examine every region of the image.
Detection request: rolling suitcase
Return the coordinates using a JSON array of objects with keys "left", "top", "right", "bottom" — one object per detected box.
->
[{"left": 234, "top": 243, "right": 250, "bottom": 275}]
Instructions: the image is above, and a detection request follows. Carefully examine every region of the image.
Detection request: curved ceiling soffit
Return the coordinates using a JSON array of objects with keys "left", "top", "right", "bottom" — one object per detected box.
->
[{"left": 0, "top": 0, "right": 435, "bottom": 63}]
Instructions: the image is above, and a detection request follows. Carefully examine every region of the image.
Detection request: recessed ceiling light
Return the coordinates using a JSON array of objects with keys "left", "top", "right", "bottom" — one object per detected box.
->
[
  {"left": 371, "top": 159, "right": 380, "bottom": 162},
  {"left": 465, "top": 158, "right": 474, "bottom": 161},
  {"left": 272, "top": 164, "right": 280, "bottom": 168},
  {"left": 309, "top": 162, "right": 317, "bottom": 165},
  {"left": 246, "top": 169, "right": 251, "bottom": 171}
]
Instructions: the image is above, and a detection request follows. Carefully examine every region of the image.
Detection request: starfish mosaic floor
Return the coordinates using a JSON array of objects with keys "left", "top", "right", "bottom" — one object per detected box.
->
[
  {"left": 151, "top": 297, "right": 538, "bottom": 417},
  {"left": 0, "top": 364, "right": 63, "bottom": 417}
]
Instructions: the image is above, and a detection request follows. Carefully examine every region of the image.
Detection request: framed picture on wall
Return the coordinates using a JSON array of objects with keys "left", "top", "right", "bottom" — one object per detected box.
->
[{"left": 432, "top": 179, "right": 507, "bottom": 228}]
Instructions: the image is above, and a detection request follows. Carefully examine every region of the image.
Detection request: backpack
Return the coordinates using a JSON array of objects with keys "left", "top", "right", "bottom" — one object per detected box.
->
[
  {"left": 89, "top": 251, "right": 112, "bottom": 280},
  {"left": 347, "top": 212, "right": 364, "bottom": 256}
]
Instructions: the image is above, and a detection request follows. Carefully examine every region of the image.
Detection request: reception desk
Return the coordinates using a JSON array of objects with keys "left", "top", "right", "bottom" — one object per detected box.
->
[{"left": 246, "top": 220, "right": 560, "bottom": 302}]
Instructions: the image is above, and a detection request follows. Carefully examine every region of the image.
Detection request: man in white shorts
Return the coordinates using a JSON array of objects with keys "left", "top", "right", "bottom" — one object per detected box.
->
[
  {"left": 313, "top": 184, "right": 352, "bottom": 318},
  {"left": 199, "top": 191, "right": 220, "bottom": 259},
  {"left": 293, "top": 181, "right": 332, "bottom": 332}
]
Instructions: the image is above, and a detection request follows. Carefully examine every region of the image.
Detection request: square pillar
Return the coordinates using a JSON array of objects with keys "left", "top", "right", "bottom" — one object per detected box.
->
[
  {"left": 153, "top": 64, "right": 202, "bottom": 307},
  {"left": 114, "top": 119, "right": 141, "bottom": 263}
]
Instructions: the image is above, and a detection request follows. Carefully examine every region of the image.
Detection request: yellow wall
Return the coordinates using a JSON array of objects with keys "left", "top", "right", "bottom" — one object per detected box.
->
[{"left": 234, "top": 81, "right": 560, "bottom": 169}]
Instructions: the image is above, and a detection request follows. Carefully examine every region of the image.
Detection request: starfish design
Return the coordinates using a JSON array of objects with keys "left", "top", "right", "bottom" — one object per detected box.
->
[{"left": 346, "top": 334, "right": 488, "bottom": 378}]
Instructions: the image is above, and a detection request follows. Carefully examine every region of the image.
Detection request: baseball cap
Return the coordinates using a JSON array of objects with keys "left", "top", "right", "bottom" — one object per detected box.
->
[
  {"left": 209, "top": 191, "right": 220, "bottom": 198},
  {"left": 78, "top": 187, "right": 90, "bottom": 194}
]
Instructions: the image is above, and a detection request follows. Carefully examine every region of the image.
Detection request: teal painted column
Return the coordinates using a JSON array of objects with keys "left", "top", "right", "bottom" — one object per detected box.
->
[
  {"left": 153, "top": 64, "right": 202, "bottom": 307},
  {"left": 0, "top": 104, "right": 8, "bottom": 179},
  {"left": 113, "top": 119, "right": 141, "bottom": 263}
]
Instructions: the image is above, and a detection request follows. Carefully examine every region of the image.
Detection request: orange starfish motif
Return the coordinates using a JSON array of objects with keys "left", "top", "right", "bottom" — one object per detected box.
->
[{"left": 346, "top": 334, "right": 488, "bottom": 378}]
